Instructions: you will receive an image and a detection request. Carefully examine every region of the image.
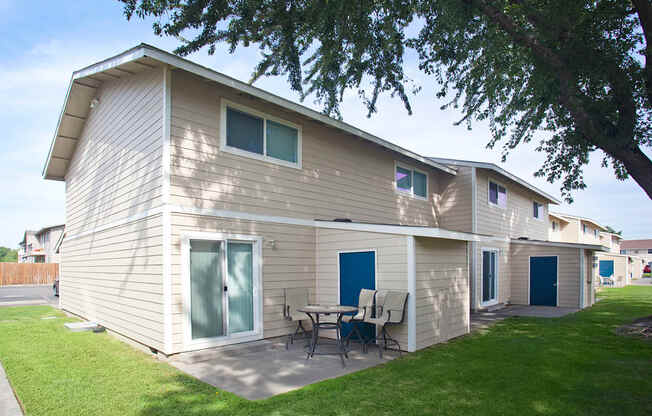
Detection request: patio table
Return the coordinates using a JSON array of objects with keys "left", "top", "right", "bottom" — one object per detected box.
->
[{"left": 297, "top": 304, "right": 358, "bottom": 366}]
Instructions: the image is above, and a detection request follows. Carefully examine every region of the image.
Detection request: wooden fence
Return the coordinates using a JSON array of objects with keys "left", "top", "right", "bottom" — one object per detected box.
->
[{"left": 0, "top": 263, "right": 59, "bottom": 286}]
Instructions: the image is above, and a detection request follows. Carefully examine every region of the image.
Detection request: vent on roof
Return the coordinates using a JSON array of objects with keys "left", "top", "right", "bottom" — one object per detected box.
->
[
  {"left": 333, "top": 218, "right": 353, "bottom": 222},
  {"left": 517, "top": 237, "right": 529, "bottom": 240}
]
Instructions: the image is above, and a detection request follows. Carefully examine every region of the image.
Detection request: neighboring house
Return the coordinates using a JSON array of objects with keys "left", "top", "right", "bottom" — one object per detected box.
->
[
  {"left": 429, "top": 158, "right": 601, "bottom": 312},
  {"left": 620, "top": 240, "right": 652, "bottom": 266},
  {"left": 18, "top": 225, "right": 64, "bottom": 263},
  {"left": 548, "top": 213, "right": 641, "bottom": 287},
  {"left": 42, "top": 44, "right": 603, "bottom": 356}
]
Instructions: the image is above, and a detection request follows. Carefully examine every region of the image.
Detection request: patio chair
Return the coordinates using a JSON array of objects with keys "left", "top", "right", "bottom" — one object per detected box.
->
[
  {"left": 600, "top": 276, "right": 615, "bottom": 287},
  {"left": 283, "top": 288, "right": 310, "bottom": 349},
  {"left": 342, "top": 288, "right": 376, "bottom": 352},
  {"left": 365, "top": 290, "right": 409, "bottom": 358}
]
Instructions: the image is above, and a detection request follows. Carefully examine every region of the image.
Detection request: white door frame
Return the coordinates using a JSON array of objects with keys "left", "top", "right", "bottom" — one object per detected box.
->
[
  {"left": 480, "top": 247, "right": 500, "bottom": 307},
  {"left": 181, "top": 231, "right": 263, "bottom": 351}
]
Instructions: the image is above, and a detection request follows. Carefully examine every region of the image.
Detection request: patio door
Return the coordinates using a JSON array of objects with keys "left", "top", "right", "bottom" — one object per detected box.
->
[
  {"left": 186, "top": 235, "right": 262, "bottom": 349},
  {"left": 482, "top": 249, "right": 498, "bottom": 306},
  {"left": 339, "top": 251, "right": 376, "bottom": 341}
]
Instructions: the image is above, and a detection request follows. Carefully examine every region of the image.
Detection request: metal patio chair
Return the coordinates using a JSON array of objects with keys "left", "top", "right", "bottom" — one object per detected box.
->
[
  {"left": 283, "top": 287, "right": 310, "bottom": 349},
  {"left": 365, "top": 290, "right": 409, "bottom": 358},
  {"left": 342, "top": 288, "right": 376, "bottom": 352}
]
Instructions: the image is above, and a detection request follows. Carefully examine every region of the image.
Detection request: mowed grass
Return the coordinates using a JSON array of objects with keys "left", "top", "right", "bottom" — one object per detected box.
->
[{"left": 1, "top": 287, "right": 651, "bottom": 416}]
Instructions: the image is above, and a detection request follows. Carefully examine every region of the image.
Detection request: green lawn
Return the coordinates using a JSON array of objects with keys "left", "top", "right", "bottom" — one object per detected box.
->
[{"left": 1, "top": 287, "right": 651, "bottom": 416}]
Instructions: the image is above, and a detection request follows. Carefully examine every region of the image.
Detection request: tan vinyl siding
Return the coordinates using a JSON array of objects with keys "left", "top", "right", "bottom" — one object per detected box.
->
[
  {"left": 475, "top": 169, "right": 548, "bottom": 239},
  {"left": 510, "top": 244, "right": 581, "bottom": 308},
  {"left": 60, "top": 214, "right": 164, "bottom": 350},
  {"left": 169, "top": 213, "right": 316, "bottom": 353},
  {"left": 414, "top": 237, "right": 469, "bottom": 350},
  {"left": 169, "top": 71, "right": 445, "bottom": 226},
  {"left": 438, "top": 166, "right": 473, "bottom": 233},
  {"left": 577, "top": 221, "right": 603, "bottom": 245},
  {"left": 64, "top": 68, "right": 164, "bottom": 236},
  {"left": 473, "top": 241, "right": 511, "bottom": 309},
  {"left": 315, "top": 229, "right": 408, "bottom": 349}
]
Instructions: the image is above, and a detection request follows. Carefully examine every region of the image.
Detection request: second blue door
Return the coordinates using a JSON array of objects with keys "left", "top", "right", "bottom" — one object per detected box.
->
[
  {"left": 339, "top": 251, "right": 376, "bottom": 340},
  {"left": 529, "top": 256, "right": 558, "bottom": 306}
]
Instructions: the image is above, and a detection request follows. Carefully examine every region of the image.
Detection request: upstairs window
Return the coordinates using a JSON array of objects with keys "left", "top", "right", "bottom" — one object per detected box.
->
[
  {"left": 620, "top": 249, "right": 626, "bottom": 254},
  {"left": 648, "top": 249, "right": 652, "bottom": 254},
  {"left": 395, "top": 164, "right": 428, "bottom": 199},
  {"left": 222, "top": 101, "right": 301, "bottom": 168},
  {"left": 583, "top": 224, "right": 588, "bottom": 234},
  {"left": 488, "top": 181, "right": 507, "bottom": 208},
  {"left": 552, "top": 221, "right": 558, "bottom": 231},
  {"left": 594, "top": 229, "right": 599, "bottom": 238},
  {"left": 533, "top": 201, "right": 543, "bottom": 219}
]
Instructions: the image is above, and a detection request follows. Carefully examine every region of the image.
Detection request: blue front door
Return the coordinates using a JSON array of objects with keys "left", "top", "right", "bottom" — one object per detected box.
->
[
  {"left": 530, "top": 256, "right": 558, "bottom": 306},
  {"left": 339, "top": 251, "right": 376, "bottom": 340},
  {"left": 599, "top": 260, "right": 614, "bottom": 277}
]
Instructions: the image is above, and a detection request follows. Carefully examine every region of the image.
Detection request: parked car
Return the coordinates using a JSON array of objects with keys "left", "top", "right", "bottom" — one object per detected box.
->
[{"left": 53, "top": 279, "right": 59, "bottom": 297}]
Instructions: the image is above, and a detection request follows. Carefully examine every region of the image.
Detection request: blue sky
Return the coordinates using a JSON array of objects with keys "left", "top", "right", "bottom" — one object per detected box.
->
[{"left": 0, "top": 0, "right": 650, "bottom": 248}]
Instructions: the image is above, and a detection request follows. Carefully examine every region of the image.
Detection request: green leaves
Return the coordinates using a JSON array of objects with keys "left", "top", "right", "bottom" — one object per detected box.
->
[{"left": 119, "top": 0, "right": 652, "bottom": 201}]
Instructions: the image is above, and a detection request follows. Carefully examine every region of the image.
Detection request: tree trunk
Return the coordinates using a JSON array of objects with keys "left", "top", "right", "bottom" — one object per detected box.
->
[{"left": 609, "top": 145, "right": 652, "bottom": 200}]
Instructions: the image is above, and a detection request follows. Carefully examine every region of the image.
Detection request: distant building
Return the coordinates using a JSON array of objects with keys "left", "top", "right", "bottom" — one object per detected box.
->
[
  {"left": 620, "top": 240, "right": 652, "bottom": 266},
  {"left": 18, "top": 225, "right": 64, "bottom": 263}
]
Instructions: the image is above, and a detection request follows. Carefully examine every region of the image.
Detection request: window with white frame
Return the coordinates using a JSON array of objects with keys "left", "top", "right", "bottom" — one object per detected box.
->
[
  {"left": 221, "top": 101, "right": 301, "bottom": 167},
  {"left": 488, "top": 181, "right": 507, "bottom": 208},
  {"left": 533, "top": 201, "right": 543, "bottom": 219},
  {"left": 395, "top": 164, "right": 428, "bottom": 199}
]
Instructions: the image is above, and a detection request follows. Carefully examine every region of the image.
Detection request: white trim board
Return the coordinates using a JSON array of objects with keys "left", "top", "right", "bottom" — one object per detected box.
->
[
  {"left": 510, "top": 239, "right": 607, "bottom": 251},
  {"left": 161, "top": 65, "right": 173, "bottom": 354},
  {"left": 62, "top": 204, "right": 510, "bottom": 244},
  {"left": 406, "top": 236, "right": 416, "bottom": 352}
]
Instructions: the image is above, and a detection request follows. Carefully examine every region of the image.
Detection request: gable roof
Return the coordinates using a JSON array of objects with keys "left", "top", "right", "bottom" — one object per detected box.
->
[
  {"left": 549, "top": 212, "right": 570, "bottom": 223},
  {"left": 43, "top": 43, "right": 456, "bottom": 181},
  {"left": 427, "top": 157, "right": 561, "bottom": 204},
  {"left": 551, "top": 212, "right": 607, "bottom": 231},
  {"left": 621, "top": 239, "right": 652, "bottom": 249}
]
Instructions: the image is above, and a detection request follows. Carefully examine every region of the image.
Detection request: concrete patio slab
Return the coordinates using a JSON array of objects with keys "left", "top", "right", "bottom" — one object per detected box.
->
[
  {"left": 166, "top": 337, "right": 399, "bottom": 400},
  {"left": 471, "top": 304, "right": 579, "bottom": 332}
]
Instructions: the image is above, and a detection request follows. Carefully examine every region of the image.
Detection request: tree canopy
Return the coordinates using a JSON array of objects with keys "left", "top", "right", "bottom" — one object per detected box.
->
[
  {"left": 120, "top": 0, "right": 652, "bottom": 202},
  {"left": 0, "top": 247, "right": 18, "bottom": 263}
]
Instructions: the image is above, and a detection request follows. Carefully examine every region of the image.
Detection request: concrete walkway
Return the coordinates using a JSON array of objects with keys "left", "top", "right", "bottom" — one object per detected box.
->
[
  {"left": 167, "top": 336, "right": 398, "bottom": 400},
  {"left": 471, "top": 304, "right": 579, "bottom": 332},
  {"left": 632, "top": 278, "right": 652, "bottom": 286},
  {"left": 0, "top": 362, "right": 23, "bottom": 416}
]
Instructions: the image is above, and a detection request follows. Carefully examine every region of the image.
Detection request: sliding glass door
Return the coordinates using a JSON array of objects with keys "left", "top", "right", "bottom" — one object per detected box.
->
[
  {"left": 482, "top": 249, "right": 498, "bottom": 305},
  {"left": 189, "top": 239, "right": 257, "bottom": 343}
]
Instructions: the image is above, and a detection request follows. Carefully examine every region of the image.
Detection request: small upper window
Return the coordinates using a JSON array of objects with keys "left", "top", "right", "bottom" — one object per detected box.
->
[
  {"left": 583, "top": 224, "right": 587, "bottom": 234},
  {"left": 552, "top": 221, "right": 557, "bottom": 231},
  {"left": 489, "top": 181, "right": 507, "bottom": 208},
  {"left": 648, "top": 249, "right": 652, "bottom": 254},
  {"left": 395, "top": 164, "right": 428, "bottom": 199},
  {"left": 594, "top": 229, "right": 599, "bottom": 238},
  {"left": 533, "top": 201, "right": 543, "bottom": 219},
  {"left": 222, "top": 101, "right": 301, "bottom": 167},
  {"left": 620, "top": 249, "right": 626, "bottom": 254}
]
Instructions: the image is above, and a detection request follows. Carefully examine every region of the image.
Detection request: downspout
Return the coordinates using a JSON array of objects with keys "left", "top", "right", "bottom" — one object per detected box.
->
[
  {"left": 470, "top": 167, "right": 477, "bottom": 312},
  {"left": 579, "top": 248, "right": 585, "bottom": 309}
]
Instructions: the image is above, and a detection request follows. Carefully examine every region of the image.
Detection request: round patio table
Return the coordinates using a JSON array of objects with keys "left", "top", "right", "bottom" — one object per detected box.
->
[{"left": 297, "top": 304, "right": 358, "bottom": 366}]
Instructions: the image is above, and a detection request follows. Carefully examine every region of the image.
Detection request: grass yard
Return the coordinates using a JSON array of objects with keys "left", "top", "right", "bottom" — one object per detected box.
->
[{"left": 1, "top": 287, "right": 651, "bottom": 416}]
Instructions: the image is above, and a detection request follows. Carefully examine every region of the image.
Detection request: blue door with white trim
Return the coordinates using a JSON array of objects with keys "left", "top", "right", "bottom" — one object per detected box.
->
[
  {"left": 339, "top": 251, "right": 375, "bottom": 340},
  {"left": 530, "top": 256, "right": 557, "bottom": 306},
  {"left": 599, "top": 260, "right": 614, "bottom": 278}
]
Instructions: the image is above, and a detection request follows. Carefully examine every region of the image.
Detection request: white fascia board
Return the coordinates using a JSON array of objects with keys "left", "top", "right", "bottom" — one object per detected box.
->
[
  {"left": 42, "top": 76, "right": 74, "bottom": 179},
  {"left": 510, "top": 239, "right": 608, "bottom": 251},
  {"left": 551, "top": 212, "right": 608, "bottom": 231},
  {"left": 72, "top": 46, "right": 147, "bottom": 80},
  {"left": 139, "top": 45, "right": 456, "bottom": 176},
  {"left": 428, "top": 157, "right": 561, "bottom": 204}
]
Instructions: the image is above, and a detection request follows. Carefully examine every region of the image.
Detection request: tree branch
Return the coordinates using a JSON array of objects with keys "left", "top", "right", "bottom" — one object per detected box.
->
[{"left": 632, "top": 0, "right": 652, "bottom": 104}]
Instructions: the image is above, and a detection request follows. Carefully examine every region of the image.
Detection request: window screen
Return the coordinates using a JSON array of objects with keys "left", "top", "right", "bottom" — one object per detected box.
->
[
  {"left": 413, "top": 171, "right": 427, "bottom": 198},
  {"left": 489, "top": 182, "right": 506, "bottom": 207},
  {"left": 226, "top": 107, "right": 264, "bottom": 154},
  {"left": 266, "top": 120, "right": 298, "bottom": 163}
]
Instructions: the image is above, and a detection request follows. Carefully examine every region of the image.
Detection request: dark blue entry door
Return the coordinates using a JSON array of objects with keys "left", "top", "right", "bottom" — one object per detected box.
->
[
  {"left": 529, "top": 256, "right": 558, "bottom": 306},
  {"left": 339, "top": 251, "right": 376, "bottom": 340},
  {"left": 599, "top": 260, "right": 614, "bottom": 277}
]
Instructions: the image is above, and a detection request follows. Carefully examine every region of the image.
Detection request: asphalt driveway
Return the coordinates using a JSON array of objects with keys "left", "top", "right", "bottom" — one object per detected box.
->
[{"left": 0, "top": 285, "right": 58, "bottom": 307}]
